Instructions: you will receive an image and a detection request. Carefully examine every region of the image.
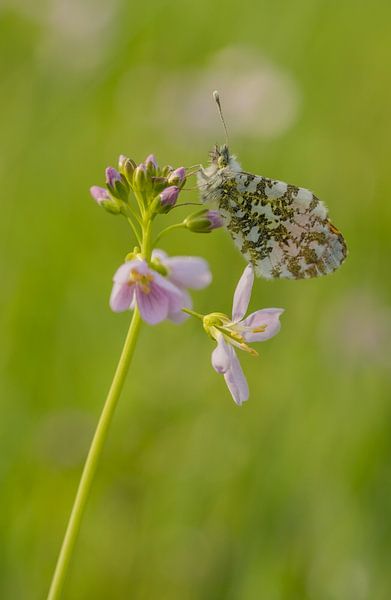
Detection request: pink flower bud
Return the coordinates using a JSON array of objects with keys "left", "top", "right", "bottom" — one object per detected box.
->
[
  {"left": 160, "top": 185, "right": 180, "bottom": 207},
  {"left": 105, "top": 167, "right": 122, "bottom": 187},
  {"left": 206, "top": 210, "right": 224, "bottom": 230},
  {"left": 168, "top": 167, "right": 186, "bottom": 185},
  {"left": 90, "top": 186, "right": 110, "bottom": 204},
  {"left": 145, "top": 154, "right": 158, "bottom": 169},
  {"left": 184, "top": 209, "right": 224, "bottom": 233}
]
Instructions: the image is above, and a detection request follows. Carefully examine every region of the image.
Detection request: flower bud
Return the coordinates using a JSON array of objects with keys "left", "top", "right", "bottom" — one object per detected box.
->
[
  {"left": 118, "top": 155, "right": 128, "bottom": 170},
  {"left": 161, "top": 165, "right": 173, "bottom": 177},
  {"left": 184, "top": 209, "right": 224, "bottom": 233},
  {"left": 167, "top": 167, "right": 186, "bottom": 186},
  {"left": 105, "top": 167, "right": 129, "bottom": 201},
  {"left": 105, "top": 167, "right": 121, "bottom": 188},
  {"left": 118, "top": 155, "right": 137, "bottom": 183},
  {"left": 90, "top": 186, "right": 110, "bottom": 204},
  {"left": 160, "top": 186, "right": 180, "bottom": 207},
  {"left": 132, "top": 163, "right": 147, "bottom": 192},
  {"left": 157, "top": 185, "right": 180, "bottom": 213},
  {"left": 90, "top": 186, "right": 121, "bottom": 214},
  {"left": 150, "top": 185, "right": 180, "bottom": 215},
  {"left": 151, "top": 176, "right": 167, "bottom": 193},
  {"left": 205, "top": 210, "right": 224, "bottom": 230},
  {"left": 145, "top": 154, "right": 158, "bottom": 175}
]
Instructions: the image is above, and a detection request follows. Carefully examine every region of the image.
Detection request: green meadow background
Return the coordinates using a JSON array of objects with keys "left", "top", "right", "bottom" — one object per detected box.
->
[{"left": 1, "top": 0, "right": 391, "bottom": 598}]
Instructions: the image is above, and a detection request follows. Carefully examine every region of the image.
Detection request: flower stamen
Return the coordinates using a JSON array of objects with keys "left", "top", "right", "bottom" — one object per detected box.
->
[
  {"left": 130, "top": 268, "right": 154, "bottom": 294},
  {"left": 252, "top": 325, "right": 267, "bottom": 333}
]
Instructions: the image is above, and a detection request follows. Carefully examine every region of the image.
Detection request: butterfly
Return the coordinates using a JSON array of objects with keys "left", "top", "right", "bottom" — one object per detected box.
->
[{"left": 197, "top": 95, "right": 347, "bottom": 280}]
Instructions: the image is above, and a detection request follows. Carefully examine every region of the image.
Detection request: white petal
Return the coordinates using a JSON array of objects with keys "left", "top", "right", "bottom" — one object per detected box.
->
[
  {"left": 152, "top": 271, "right": 185, "bottom": 313},
  {"left": 241, "top": 308, "right": 284, "bottom": 342},
  {"left": 224, "top": 350, "right": 249, "bottom": 405},
  {"left": 163, "top": 257, "right": 212, "bottom": 289},
  {"left": 110, "top": 282, "right": 134, "bottom": 312},
  {"left": 151, "top": 248, "right": 168, "bottom": 262},
  {"left": 211, "top": 333, "right": 232, "bottom": 374},
  {"left": 135, "top": 284, "right": 169, "bottom": 325},
  {"left": 112, "top": 260, "right": 138, "bottom": 284},
  {"left": 232, "top": 264, "right": 254, "bottom": 322},
  {"left": 168, "top": 289, "right": 192, "bottom": 324}
]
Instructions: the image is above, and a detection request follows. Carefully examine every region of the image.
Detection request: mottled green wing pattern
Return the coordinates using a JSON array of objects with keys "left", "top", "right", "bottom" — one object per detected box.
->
[{"left": 216, "top": 172, "right": 347, "bottom": 279}]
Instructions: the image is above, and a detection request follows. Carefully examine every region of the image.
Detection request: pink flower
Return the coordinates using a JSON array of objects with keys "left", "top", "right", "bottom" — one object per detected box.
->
[
  {"left": 110, "top": 252, "right": 212, "bottom": 325},
  {"left": 151, "top": 249, "right": 212, "bottom": 323},
  {"left": 110, "top": 258, "right": 185, "bottom": 325},
  {"left": 207, "top": 265, "right": 283, "bottom": 405}
]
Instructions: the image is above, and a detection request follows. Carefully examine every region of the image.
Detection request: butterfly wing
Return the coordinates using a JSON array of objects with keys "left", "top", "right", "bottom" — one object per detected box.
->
[{"left": 216, "top": 172, "right": 347, "bottom": 279}]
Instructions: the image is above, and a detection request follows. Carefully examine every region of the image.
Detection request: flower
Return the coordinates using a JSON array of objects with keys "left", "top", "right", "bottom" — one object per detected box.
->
[
  {"left": 151, "top": 249, "right": 212, "bottom": 323},
  {"left": 110, "top": 258, "right": 186, "bottom": 325},
  {"left": 205, "top": 264, "right": 283, "bottom": 405},
  {"left": 159, "top": 186, "right": 180, "bottom": 208}
]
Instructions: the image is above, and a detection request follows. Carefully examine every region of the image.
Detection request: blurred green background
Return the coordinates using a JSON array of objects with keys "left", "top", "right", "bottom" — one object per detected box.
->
[{"left": 1, "top": 0, "right": 391, "bottom": 598}]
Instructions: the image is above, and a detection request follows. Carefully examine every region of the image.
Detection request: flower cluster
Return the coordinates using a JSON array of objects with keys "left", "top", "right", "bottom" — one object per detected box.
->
[
  {"left": 90, "top": 154, "right": 187, "bottom": 216},
  {"left": 110, "top": 250, "right": 211, "bottom": 325}
]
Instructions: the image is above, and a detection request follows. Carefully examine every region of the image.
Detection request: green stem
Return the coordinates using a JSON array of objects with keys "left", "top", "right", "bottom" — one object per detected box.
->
[
  {"left": 126, "top": 217, "right": 142, "bottom": 246},
  {"left": 47, "top": 308, "right": 142, "bottom": 600},
  {"left": 153, "top": 222, "right": 185, "bottom": 246},
  {"left": 141, "top": 216, "right": 153, "bottom": 261},
  {"left": 182, "top": 307, "right": 204, "bottom": 320}
]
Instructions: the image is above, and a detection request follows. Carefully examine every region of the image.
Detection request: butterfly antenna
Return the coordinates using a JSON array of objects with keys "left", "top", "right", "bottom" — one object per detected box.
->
[{"left": 213, "top": 90, "right": 229, "bottom": 147}]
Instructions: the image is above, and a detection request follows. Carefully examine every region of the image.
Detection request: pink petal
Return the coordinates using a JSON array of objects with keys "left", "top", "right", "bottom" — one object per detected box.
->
[
  {"left": 110, "top": 282, "right": 135, "bottom": 312},
  {"left": 168, "top": 289, "right": 192, "bottom": 324},
  {"left": 112, "top": 260, "right": 140, "bottom": 284},
  {"left": 241, "top": 308, "right": 284, "bottom": 342},
  {"left": 162, "top": 256, "right": 212, "bottom": 290},
  {"left": 223, "top": 349, "right": 249, "bottom": 405},
  {"left": 232, "top": 264, "right": 254, "bottom": 322},
  {"left": 135, "top": 284, "right": 169, "bottom": 325},
  {"left": 152, "top": 271, "right": 186, "bottom": 313},
  {"left": 211, "top": 333, "right": 232, "bottom": 374}
]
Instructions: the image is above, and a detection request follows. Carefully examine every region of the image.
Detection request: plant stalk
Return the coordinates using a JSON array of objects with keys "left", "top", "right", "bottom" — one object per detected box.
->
[{"left": 47, "top": 308, "right": 142, "bottom": 600}]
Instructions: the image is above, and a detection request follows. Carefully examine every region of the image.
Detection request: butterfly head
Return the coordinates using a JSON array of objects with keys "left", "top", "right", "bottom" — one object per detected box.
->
[
  {"left": 209, "top": 144, "right": 230, "bottom": 168},
  {"left": 208, "top": 144, "right": 241, "bottom": 173}
]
